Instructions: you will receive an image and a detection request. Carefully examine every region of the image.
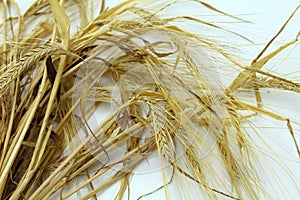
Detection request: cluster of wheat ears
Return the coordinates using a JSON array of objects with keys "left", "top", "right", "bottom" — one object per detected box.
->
[{"left": 0, "top": 0, "right": 299, "bottom": 199}]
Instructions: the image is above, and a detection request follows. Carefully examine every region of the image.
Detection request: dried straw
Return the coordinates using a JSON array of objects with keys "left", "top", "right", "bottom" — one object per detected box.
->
[{"left": 0, "top": 0, "right": 299, "bottom": 200}]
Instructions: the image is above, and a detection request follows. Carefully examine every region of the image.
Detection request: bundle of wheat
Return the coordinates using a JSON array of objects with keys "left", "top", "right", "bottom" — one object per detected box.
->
[{"left": 0, "top": 0, "right": 299, "bottom": 199}]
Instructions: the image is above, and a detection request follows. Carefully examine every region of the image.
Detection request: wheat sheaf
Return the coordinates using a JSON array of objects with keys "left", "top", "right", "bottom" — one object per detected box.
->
[{"left": 0, "top": 0, "right": 299, "bottom": 200}]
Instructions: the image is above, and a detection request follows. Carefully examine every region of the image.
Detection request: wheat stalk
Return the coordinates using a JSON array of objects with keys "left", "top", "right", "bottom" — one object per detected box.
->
[{"left": 0, "top": 45, "right": 63, "bottom": 94}]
